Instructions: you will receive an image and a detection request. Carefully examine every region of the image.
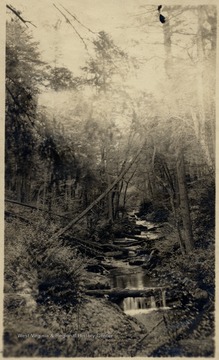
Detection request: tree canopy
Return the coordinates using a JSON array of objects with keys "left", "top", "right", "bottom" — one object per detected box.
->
[{"left": 4, "top": 4, "right": 215, "bottom": 357}]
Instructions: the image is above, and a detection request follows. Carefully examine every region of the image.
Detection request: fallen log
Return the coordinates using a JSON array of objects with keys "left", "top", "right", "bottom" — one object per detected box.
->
[
  {"left": 134, "top": 225, "right": 148, "bottom": 231},
  {"left": 63, "top": 235, "right": 130, "bottom": 259},
  {"left": 71, "top": 237, "right": 128, "bottom": 252},
  {"left": 71, "top": 237, "right": 103, "bottom": 250},
  {"left": 129, "top": 258, "right": 147, "bottom": 266},
  {"left": 76, "top": 243, "right": 103, "bottom": 257},
  {"left": 101, "top": 243, "right": 129, "bottom": 251},
  {"left": 67, "top": 237, "right": 130, "bottom": 259},
  {"left": 150, "top": 235, "right": 166, "bottom": 241},
  {"left": 123, "top": 234, "right": 149, "bottom": 241},
  {"left": 5, "top": 199, "right": 70, "bottom": 219},
  {"left": 104, "top": 251, "right": 125, "bottom": 258},
  {"left": 125, "top": 234, "right": 165, "bottom": 242},
  {"left": 113, "top": 239, "right": 143, "bottom": 247},
  {"left": 51, "top": 144, "right": 146, "bottom": 241},
  {"left": 148, "top": 224, "right": 164, "bottom": 230},
  {"left": 85, "top": 287, "right": 169, "bottom": 299}
]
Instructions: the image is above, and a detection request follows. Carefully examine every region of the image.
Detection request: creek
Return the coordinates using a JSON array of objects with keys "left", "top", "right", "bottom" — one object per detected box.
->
[{"left": 109, "top": 217, "right": 169, "bottom": 316}]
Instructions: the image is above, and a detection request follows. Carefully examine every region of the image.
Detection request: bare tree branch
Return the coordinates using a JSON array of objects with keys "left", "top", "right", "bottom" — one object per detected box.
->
[
  {"left": 6, "top": 4, "right": 37, "bottom": 28},
  {"left": 59, "top": 3, "right": 96, "bottom": 35},
  {"left": 53, "top": 4, "right": 88, "bottom": 51},
  {"left": 5, "top": 199, "right": 71, "bottom": 219}
]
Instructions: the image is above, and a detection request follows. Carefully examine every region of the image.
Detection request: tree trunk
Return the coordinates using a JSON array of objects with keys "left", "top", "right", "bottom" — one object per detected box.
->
[
  {"left": 122, "top": 167, "right": 137, "bottom": 210},
  {"left": 123, "top": 181, "right": 129, "bottom": 210},
  {"left": 16, "top": 173, "right": 22, "bottom": 202},
  {"left": 107, "top": 173, "right": 113, "bottom": 222},
  {"left": 67, "top": 175, "right": 72, "bottom": 210},
  {"left": 176, "top": 152, "right": 194, "bottom": 252},
  {"left": 114, "top": 181, "right": 123, "bottom": 218},
  {"left": 162, "top": 10, "right": 173, "bottom": 78},
  {"left": 42, "top": 170, "right": 47, "bottom": 209},
  {"left": 196, "top": 6, "right": 214, "bottom": 168},
  {"left": 160, "top": 12, "right": 194, "bottom": 254},
  {"left": 51, "top": 145, "right": 145, "bottom": 240}
]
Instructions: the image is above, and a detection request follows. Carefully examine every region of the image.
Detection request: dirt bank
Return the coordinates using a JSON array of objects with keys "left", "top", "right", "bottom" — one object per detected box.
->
[{"left": 4, "top": 295, "right": 146, "bottom": 357}]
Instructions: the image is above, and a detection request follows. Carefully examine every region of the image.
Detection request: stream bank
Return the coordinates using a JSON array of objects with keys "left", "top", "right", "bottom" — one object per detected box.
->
[
  {"left": 4, "top": 294, "right": 147, "bottom": 357},
  {"left": 4, "top": 214, "right": 214, "bottom": 357},
  {"left": 82, "top": 214, "right": 214, "bottom": 357}
]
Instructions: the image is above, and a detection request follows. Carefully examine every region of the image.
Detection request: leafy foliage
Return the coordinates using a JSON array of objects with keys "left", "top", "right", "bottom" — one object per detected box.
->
[
  {"left": 138, "top": 200, "right": 153, "bottom": 217},
  {"left": 193, "top": 179, "right": 215, "bottom": 234},
  {"left": 4, "top": 5, "right": 215, "bottom": 357},
  {"left": 82, "top": 31, "right": 128, "bottom": 92},
  {"left": 48, "top": 66, "right": 80, "bottom": 91},
  {"left": 5, "top": 217, "right": 86, "bottom": 304},
  {"left": 5, "top": 19, "right": 43, "bottom": 201}
]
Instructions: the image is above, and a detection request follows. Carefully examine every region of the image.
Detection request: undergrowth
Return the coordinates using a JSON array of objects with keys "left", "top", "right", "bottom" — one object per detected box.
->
[{"left": 4, "top": 216, "right": 87, "bottom": 356}]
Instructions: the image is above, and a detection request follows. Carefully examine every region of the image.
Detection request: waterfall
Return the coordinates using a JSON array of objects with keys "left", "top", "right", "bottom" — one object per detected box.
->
[
  {"left": 150, "top": 295, "right": 157, "bottom": 309},
  {"left": 123, "top": 296, "right": 160, "bottom": 315},
  {"left": 123, "top": 297, "right": 148, "bottom": 311},
  {"left": 162, "top": 289, "right": 166, "bottom": 307},
  {"left": 123, "top": 296, "right": 159, "bottom": 312},
  {"left": 111, "top": 217, "right": 171, "bottom": 316}
]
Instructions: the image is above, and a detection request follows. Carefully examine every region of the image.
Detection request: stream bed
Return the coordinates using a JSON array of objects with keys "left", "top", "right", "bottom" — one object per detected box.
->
[
  {"left": 108, "top": 218, "right": 170, "bottom": 317},
  {"left": 110, "top": 268, "right": 169, "bottom": 316}
]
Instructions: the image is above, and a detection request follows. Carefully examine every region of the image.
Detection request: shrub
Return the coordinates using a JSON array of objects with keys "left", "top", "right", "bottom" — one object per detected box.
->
[
  {"left": 4, "top": 216, "right": 87, "bottom": 356},
  {"left": 94, "top": 219, "right": 113, "bottom": 240},
  {"left": 194, "top": 180, "right": 215, "bottom": 232},
  {"left": 4, "top": 216, "right": 86, "bottom": 306},
  {"left": 138, "top": 200, "right": 153, "bottom": 217}
]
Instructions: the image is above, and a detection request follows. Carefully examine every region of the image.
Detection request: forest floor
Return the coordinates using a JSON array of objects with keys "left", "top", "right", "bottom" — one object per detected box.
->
[
  {"left": 4, "top": 264, "right": 214, "bottom": 357},
  {"left": 4, "top": 216, "right": 215, "bottom": 357},
  {"left": 4, "top": 294, "right": 147, "bottom": 357}
]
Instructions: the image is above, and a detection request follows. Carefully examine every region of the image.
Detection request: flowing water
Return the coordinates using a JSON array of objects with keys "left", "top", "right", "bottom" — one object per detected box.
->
[
  {"left": 110, "top": 218, "right": 169, "bottom": 316},
  {"left": 110, "top": 270, "right": 153, "bottom": 289},
  {"left": 110, "top": 269, "right": 167, "bottom": 315}
]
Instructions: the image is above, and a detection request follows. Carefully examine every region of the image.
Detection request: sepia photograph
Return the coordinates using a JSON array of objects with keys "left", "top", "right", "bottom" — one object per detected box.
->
[{"left": 3, "top": 0, "right": 216, "bottom": 357}]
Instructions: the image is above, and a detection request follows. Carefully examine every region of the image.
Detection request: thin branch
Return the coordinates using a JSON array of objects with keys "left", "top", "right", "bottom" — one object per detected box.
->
[
  {"left": 6, "top": 4, "right": 37, "bottom": 28},
  {"left": 59, "top": 3, "right": 96, "bottom": 34},
  {"left": 167, "top": 8, "right": 189, "bottom": 21},
  {"left": 131, "top": 318, "right": 164, "bottom": 356},
  {"left": 53, "top": 4, "right": 88, "bottom": 51},
  {"left": 137, "top": 55, "right": 165, "bottom": 62},
  {"left": 130, "top": 8, "right": 156, "bottom": 17},
  {"left": 173, "top": 30, "right": 196, "bottom": 36}
]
